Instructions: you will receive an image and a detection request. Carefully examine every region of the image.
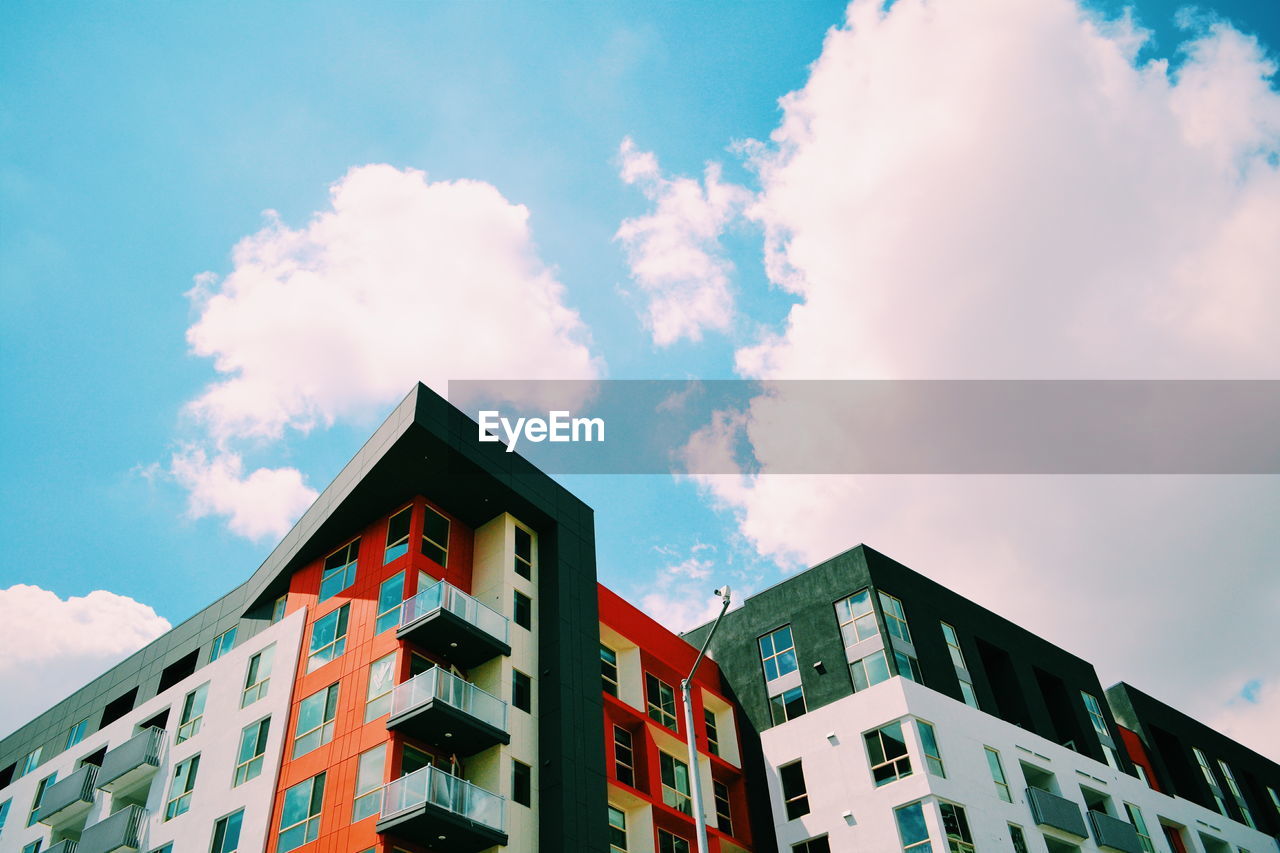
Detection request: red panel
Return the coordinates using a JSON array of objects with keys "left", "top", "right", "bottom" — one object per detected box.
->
[{"left": 1117, "top": 725, "right": 1165, "bottom": 794}]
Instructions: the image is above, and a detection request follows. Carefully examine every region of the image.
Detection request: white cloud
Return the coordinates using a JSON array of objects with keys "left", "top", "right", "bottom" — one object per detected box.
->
[
  {"left": 616, "top": 138, "right": 751, "bottom": 346},
  {"left": 171, "top": 448, "right": 318, "bottom": 542},
  {"left": 638, "top": 542, "right": 735, "bottom": 633},
  {"left": 1212, "top": 678, "right": 1280, "bottom": 762},
  {"left": 0, "top": 585, "right": 170, "bottom": 737}
]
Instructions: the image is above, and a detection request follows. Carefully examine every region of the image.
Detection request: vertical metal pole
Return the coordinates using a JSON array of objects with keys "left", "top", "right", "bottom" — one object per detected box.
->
[{"left": 683, "top": 587, "right": 731, "bottom": 853}]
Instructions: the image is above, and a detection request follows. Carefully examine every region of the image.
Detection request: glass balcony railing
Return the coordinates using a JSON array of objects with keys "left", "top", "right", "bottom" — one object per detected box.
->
[
  {"left": 400, "top": 581, "right": 510, "bottom": 645},
  {"left": 391, "top": 668, "right": 508, "bottom": 732},
  {"left": 381, "top": 765, "right": 505, "bottom": 834}
]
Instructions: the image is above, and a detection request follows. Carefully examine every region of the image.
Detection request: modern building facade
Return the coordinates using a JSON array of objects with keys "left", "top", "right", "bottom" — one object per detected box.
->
[{"left": 0, "top": 385, "right": 1276, "bottom": 853}]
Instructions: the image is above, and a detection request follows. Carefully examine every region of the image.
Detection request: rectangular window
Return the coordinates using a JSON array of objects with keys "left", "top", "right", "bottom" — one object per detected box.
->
[
  {"left": 278, "top": 772, "right": 325, "bottom": 853},
  {"left": 320, "top": 539, "right": 360, "bottom": 602},
  {"left": 850, "top": 649, "right": 892, "bottom": 691},
  {"left": 294, "top": 683, "right": 339, "bottom": 757},
  {"left": 1125, "top": 802, "right": 1156, "bottom": 853},
  {"left": 234, "top": 718, "right": 271, "bottom": 785},
  {"left": 759, "top": 625, "right": 799, "bottom": 681},
  {"left": 374, "top": 572, "right": 405, "bottom": 634},
  {"left": 1269, "top": 786, "right": 1280, "bottom": 818},
  {"left": 365, "top": 652, "right": 397, "bottom": 722},
  {"left": 177, "top": 683, "right": 209, "bottom": 742},
  {"left": 164, "top": 754, "right": 200, "bottom": 820},
  {"left": 1194, "top": 747, "right": 1230, "bottom": 815},
  {"left": 941, "top": 623, "right": 979, "bottom": 708},
  {"left": 210, "top": 627, "right": 237, "bottom": 662},
  {"left": 308, "top": 604, "right": 350, "bottom": 672},
  {"left": 242, "top": 645, "right": 274, "bottom": 708},
  {"left": 779, "top": 760, "right": 809, "bottom": 820},
  {"left": 271, "top": 594, "right": 288, "bottom": 623},
  {"left": 608, "top": 805, "right": 627, "bottom": 853},
  {"left": 384, "top": 506, "right": 412, "bottom": 563},
  {"left": 705, "top": 708, "right": 720, "bottom": 756},
  {"left": 512, "top": 669, "right": 532, "bottom": 713},
  {"left": 513, "top": 759, "right": 531, "bottom": 807},
  {"left": 17, "top": 747, "right": 41, "bottom": 779},
  {"left": 879, "top": 591, "right": 913, "bottom": 643},
  {"left": 613, "top": 726, "right": 636, "bottom": 787},
  {"left": 601, "top": 645, "right": 619, "bottom": 696},
  {"left": 917, "top": 720, "right": 945, "bottom": 777},
  {"left": 352, "top": 746, "right": 385, "bottom": 822},
  {"left": 1217, "top": 760, "right": 1256, "bottom": 828},
  {"left": 985, "top": 746, "right": 1012, "bottom": 802},
  {"left": 658, "top": 829, "right": 691, "bottom": 853},
  {"left": 769, "top": 685, "right": 807, "bottom": 724},
  {"left": 0, "top": 799, "right": 10, "bottom": 832},
  {"left": 21, "top": 842, "right": 40, "bottom": 853},
  {"left": 659, "top": 752, "right": 692, "bottom": 814},
  {"left": 836, "top": 589, "right": 879, "bottom": 645},
  {"left": 421, "top": 506, "right": 449, "bottom": 566},
  {"left": 646, "top": 673, "right": 678, "bottom": 730},
  {"left": 27, "top": 773, "right": 56, "bottom": 826},
  {"left": 66, "top": 717, "right": 89, "bottom": 749},
  {"left": 514, "top": 525, "right": 533, "bottom": 579},
  {"left": 894, "top": 649, "right": 923, "bottom": 682},
  {"left": 1081, "top": 691, "right": 1109, "bottom": 738},
  {"left": 514, "top": 590, "right": 532, "bottom": 630},
  {"left": 210, "top": 808, "right": 244, "bottom": 853},
  {"left": 864, "top": 720, "right": 912, "bottom": 786},
  {"left": 1009, "top": 824, "right": 1029, "bottom": 853},
  {"left": 894, "top": 800, "right": 932, "bottom": 852},
  {"left": 958, "top": 679, "right": 979, "bottom": 708},
  {"left": 940, "top": 802, "right": 975, "bottom": 853},
  {"left": 793, "top": 838, "right": 832, "bottom": 853},
  {"left": 713, "top": 779, "right": 733, "bottom": 834}
]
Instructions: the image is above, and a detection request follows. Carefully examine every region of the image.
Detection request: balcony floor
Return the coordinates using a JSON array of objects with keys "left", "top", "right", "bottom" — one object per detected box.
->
[
  {"left": 377, "top": 801, "right": 508, "bottom": 853},
  {"left": 397, "top": 608, "right": 511, "bottom": 669},
  {"left": 387, "top": 698, "right": 510, "bottom": 756}
]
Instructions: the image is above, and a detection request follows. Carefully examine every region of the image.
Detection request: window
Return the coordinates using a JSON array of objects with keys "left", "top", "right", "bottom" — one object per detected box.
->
[
  {"left": 1080, "top": 691, "right": 1108, "bottom": 736},
  {"left": 600, "top": 645, "right": 619, "bottom": 696},
  {"left": 27, "top": 773, "right": 56, "bottom": 826},
  {"left": 210, "top": 627, "right": 237, "bottom": 662},
  {"left": 512, "top": 669, "right": 532, "bottom": 712},
  {"left": 608, "top": 805, "right": 627, "bottom": 852},
  {"left": 278, "top": 772, "right": 325, "bottom": 853},
  {"left": 779, "top": 760, "right": 809, "bottom": 819},
  {"left": 894, "top": 801, "right": 932, "bottom": 852},
  {"left": 1269, "top": 786, "right": 1280, "bottom": 818},
  {"left": 514, "top": 590, "right": 532, "bottom": 630},
  {"left": 1009, "top": 825, "right": 1029, "bottom": 853},
  {"left": 865, "top": 721, "right": 912, "bottom": 786},
  {"left": 421, "top": 506, "right": 449, "bottom": 565},
  {"left": 646, "top": 673, "right": 677, "bottom": 730},
  {"left": 0, "top": 799, "right": 9, "bottom": 832},
  {"left": 514, "top": 525, "right": 533, "bottom": 579},
  {"left": 402, "top": 744, "right": 432, "bottom": 775},
  {"left": 659, "top": 752, "right": 691, "bottom": 814},
  {"left": 234, "top": 717, "right": 271, "bottom": 785},
  {"left": 939, "top": 802, "right": 975, "bottom": 853},
  {"left": 985, "top": 747, "right": 1012, "bottom": 802},
  {"left": 917, "top": 720, "right": 945, "bottom": 777},
  {"left": 941, "top": 623, "right": 978, "bottom": 708},
  {"left": 294, "top": 683, "right": 339, "bottom": 757},
  {"left": 613, "top": 726, "right": 636, "bottom": 787},
  {"left": 713, "top": 779, "right": 733, "bottom": 834},
  {"left": 1125, "top": 802, "right": 1156, "bottom": 853},
  {"left": 894, "top": 649, "right": 923, "bottom": 682},
  {"left": 320, "top": 539, "right": 360, "bottom": 601},
  {"left": 242, "top": 645, "right": 274, "bottom": 707},
  {"left": 384, "top": 506, "right": 412, "bottom": 563},
  {"left": 210, "top": 809, "right": 244, "bottom": 853},
  {"left": 850, "top": 649, "right": 892, "bottom": 691},
  {"left": 879, "top": 591, "right": 912, "bottom": 643},
  {"left": 1194, "top": 747, "right": 1229, "bottom": 815},
  {"left": 705, "top": 708, "right": 720, "bottom": 756},
  {"left": 308, "top": 604, "right": 350, "bottom": 672},
  {"left": 958, "top": 679, "right": 979, "bottom": 708},
  {"left": 513, "top": 759, "right": 531, "bottom": 807},
  {"left": 271, "top": 594, "right": 288, "bottom": 623},
  {"left": 365, "top": 653, "right": 396, "bottom": 722},
  {"left": 769, "top": 685, "right": 807, "bottom": 724},
  {"left": 164, "top": 754, "right": 199, "bottom": 820},
  {"left": 375, "top": 572, "right": 405, "bottom": 634},
  {"left": 66, "top": 717, "right": 89, "bottom": 749},
  {"left": 177, "top": 683, "right": 209, "bottom": 742},
  {"left": 1217, "top": 760, "right": 1256, "bottom": 828},
  {"left": 352, "top": 746, "right": 385, "bottom": 822},
  {"left": 18, "top": 747, "right": 41, "bottom": 778},
  {"left": 21, "top": 842, "right": 41, "bottom": 853},
  {"left": 658, "top": 829, "right": 691, "bottom": 853},
  {"left": 759, "top": 625, "right": 799, "bottom": 681},
  {"left": 793, "top": 839, "right": 832, "bottom": 853},
  {"left": 836, "top": 589, "right": 879, "bottom": 645}
]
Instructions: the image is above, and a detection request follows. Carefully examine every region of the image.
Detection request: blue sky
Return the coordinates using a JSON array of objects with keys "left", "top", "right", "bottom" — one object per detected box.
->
[{"left": 2, "top": 0, "right": 1280, "bottom": 755}]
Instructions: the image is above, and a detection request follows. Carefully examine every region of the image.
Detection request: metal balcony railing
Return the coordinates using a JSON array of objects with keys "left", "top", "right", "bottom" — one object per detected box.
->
[
  {"left": 38, "top": 764, "right": 97, "bottom": 825},
  {"left": 97, "top": 727, "right": 164, "bottom": 793},
  {"left": 381, "top": 765, "right": 506, "bottom": 833},
  {"left": 78, "top": 804, "right": 145, "bottom": 853},
  {"left": 400, "top": 581, "right": 510, "bottom": 645},
  {"left": 1026, "top": 786, "right": 1089, "bottom": 838},
  {"left": 391, "top": 668, "right": 508, "bottom": 733},
  {"left": 1089, "top": 809, "right": 1144, "bottom": 853}
]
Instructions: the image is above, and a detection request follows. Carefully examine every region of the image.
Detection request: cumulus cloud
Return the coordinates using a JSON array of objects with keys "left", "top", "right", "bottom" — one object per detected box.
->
[
  {"left": 616, "top": 138, "right": 751, "bottom": 346},
  {"left": 171, "top": 448, "right": 318, "bottom": 542},
  {"left": 639, "top": 542, "right": 734, "bottom": 632},
  {"left": 0, "top": 585, "right": 170, "bottom": 737}
]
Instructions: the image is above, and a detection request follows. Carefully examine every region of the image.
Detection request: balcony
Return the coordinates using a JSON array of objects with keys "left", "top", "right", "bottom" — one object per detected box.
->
[
  {"left": 97, "top": 727, "right": 164, "bottom": 798},
  {"left": 397, "top": 581, "right": 510, "bottom": 669},
  {"left": 1089, "top": 810, "right": 1144, "bottom": 853},
  {"left": 1026, "top": 787, "right": 1088, "bottom": 838},
  {"left": 77, "top": 804, "right": 145, "bottom": 853},
  {"left": 387, "top": 667, "right": 510, "bottom": 755},
  {"left": 46, "top": 841, "right": 78, "bottom": 853},
  {"left": 38, "top": 764, "right": 97, "bottom": 828},
  {"left": 376, "top": 765, "right": 507, "bottom": 853}
]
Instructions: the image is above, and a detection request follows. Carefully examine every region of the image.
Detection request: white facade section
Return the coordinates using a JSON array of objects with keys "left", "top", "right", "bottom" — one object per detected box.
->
[
  {"left": 0, "top": 608, "right": 305, "bottom": 853},
  {"left": 759, "top": 676, "right": 1276, "bottom": 853}
]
